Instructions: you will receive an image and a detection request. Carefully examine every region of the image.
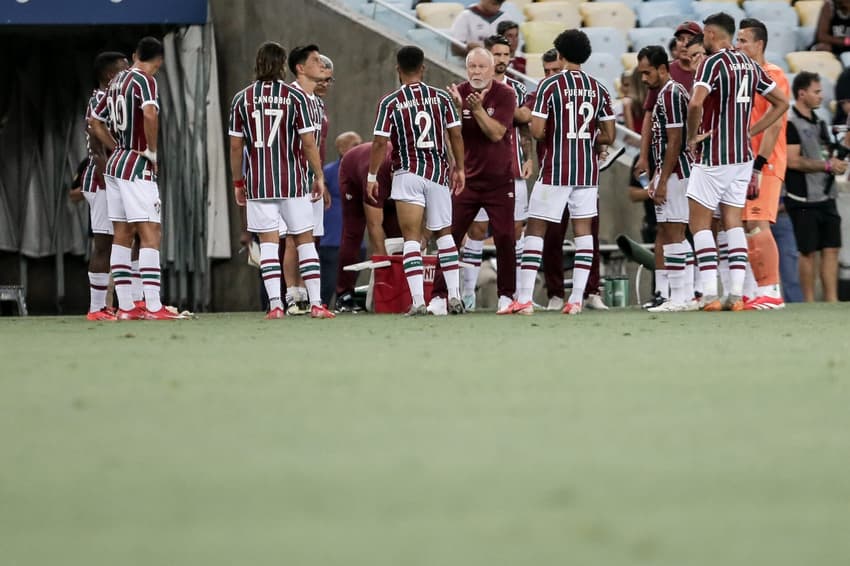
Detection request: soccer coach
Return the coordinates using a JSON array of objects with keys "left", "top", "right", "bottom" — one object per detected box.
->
[{"left": 430, "top": 47, "right": 518, "bottom": 314}]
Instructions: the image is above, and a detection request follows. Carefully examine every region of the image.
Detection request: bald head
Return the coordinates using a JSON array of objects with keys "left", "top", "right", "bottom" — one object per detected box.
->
[{"left": 335, "top": 131, "right": 362, "bottom": 158}]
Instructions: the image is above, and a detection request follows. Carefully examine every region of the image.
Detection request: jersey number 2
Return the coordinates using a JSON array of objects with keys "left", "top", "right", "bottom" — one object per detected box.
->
[
  {"left": 565, "top": 101, "right": 593, "bottom": 140},
  {"left": 415, "top": 110, "right": 434, "bottom": 149},
  {"left": 251, "top": 109, "right": 284, "bottom": 148}
]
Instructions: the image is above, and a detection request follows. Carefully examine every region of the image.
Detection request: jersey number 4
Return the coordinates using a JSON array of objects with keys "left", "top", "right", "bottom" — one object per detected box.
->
[
  {"left": 565, "top": 101, "right": 593, "bottom": 140},
  {"left": 736, "top": 81, "right": 751, "bottom": 104},
  {"left": 251, "top": 108, "right": 284, "bottom": 148}
]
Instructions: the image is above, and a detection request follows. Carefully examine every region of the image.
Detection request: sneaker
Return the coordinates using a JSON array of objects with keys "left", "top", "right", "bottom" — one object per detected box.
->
[
  {"left": 426, "top": 297, "right": 448, "bottom": 316},
  {"left": 448, "top": 297, "right": 465, "bottom": 315},
  {"left": 648, "top": 301, "right": 689, "bottom": 313},
  {"left": 584, "top": 293, "right": 609, "bottom": 310},
  {"left": 546, "top": 296, "right": 564, "bottom": 311},
  {"left": 462, "top": 294, "right": 476, "bottom": 312},
  {"left": 598, "top": 144, "right": 625, "bottom": 172},
  {"left": 682, "top": 299, "right": 700, "bottom": 312},
  {"left": 561, "top": 302, "right": 583, "bottom": 315},
  {"left": 496, "top": 296, "right": 514, "bottom": 315},
  {"left": 744, "top": 295, "right": 786, "bottom": 310},
  {"left": 405, "top": 304, "right": 428, "bottom": 317},
  {"left": 116, "top": 306, "right": 146, "bottom": 320},
  {"left": 511, "top": 300, "right": 534, "bottom": 315},
  {"left": 144, "top": 307, "right": 181, "bottom": 320},
  {"left": 266, "top": 307, "right": 286, "bottom": 319},
  {"left": 86, "top": 307, "right": 117, "bottom": 321},
  {"left": 334, "top": 292, "right": 358, "bottom": 313},
  {"left": 699, "top": 295, "right": 723, "bottom": 311},
  {"left": 133, "top": 300, "right": 146, "bottom": 310},
  {"left": 310, "top": 304, "right": 336, "bottom": 319},
  {"left": 724, "top": 294, "right": 745, "bottom": 312},
  {"left": 642, "top": 291, "right": 666, "bottom": 309}
]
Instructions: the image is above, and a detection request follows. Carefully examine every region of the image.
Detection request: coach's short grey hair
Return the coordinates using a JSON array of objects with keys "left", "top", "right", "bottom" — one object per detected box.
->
[
  {"left": 465, "top": 47, "right": 494, "bottom": 66},
  {"left": 319, "top": 54, "right": 333, "bottom": 71}
]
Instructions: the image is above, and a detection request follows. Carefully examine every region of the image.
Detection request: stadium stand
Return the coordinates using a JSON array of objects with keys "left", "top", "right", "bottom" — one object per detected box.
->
[
  {"left": 786, "top": 51, "right": 843, "bottom": 82},
  {"left": 579, "top": 2, "right": 637, "bottom": 31},
  {"left": 416, "top": 2, "right": 464, "bottom": 27},
  {"left": 581, "top": 27, "right": 628, "bottom": 60},
  {"left": 794, "top": 1, "right": 824, "bottom": 28},
  {"left": 628, "top": 27, "right": 676, "bottom": 55},
  {"left": 524, "top": 2, "right": 582, "bottom": 26},
  {"left": 521, "top": 20, "right": 565, "bottom": 52}
]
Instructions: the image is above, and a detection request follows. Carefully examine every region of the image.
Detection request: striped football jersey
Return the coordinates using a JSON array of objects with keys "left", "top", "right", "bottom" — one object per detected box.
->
[
  {"left": 504, "top": 75, "right": 528, "bottom": 178},
  {"left": 82, "top": 89, "right": 106, "bottom": 193},
  {"left": 291, "top": 81, "right": 324, "bottom": 184},
  {"left": 229, "top": 80, "right": 316, "bottom": 200},
  {"left": 99, "top": 68, "right": 160, "bottom": 181},
  {"left": 373, "top": 82, "right": 461, "bottom": 186},
  {"left": 651, "top": 79, "right": 694, "bottom": 179},
  {"left": 532, "top": 69, "right": 615, "bottom": 187},
  {"left": 693, "top": 48, "right": 776, "bottom": 166}
]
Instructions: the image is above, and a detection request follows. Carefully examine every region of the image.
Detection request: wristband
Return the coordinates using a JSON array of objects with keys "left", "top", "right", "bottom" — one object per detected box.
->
[
  {"left": 233, "top": 178, "right": 245, "bottom": 189},
  {"left": 753, "top": 155, "right": 768, "bottom": 172},
  {"left": 825, "top": 160, "right": 832, "bottom": 173},
  {"left": 141, "top": 147, "right": 157, "bottom": 162},
  {"left": 367, "top": 173, "right": 378, "bottom": 183}
]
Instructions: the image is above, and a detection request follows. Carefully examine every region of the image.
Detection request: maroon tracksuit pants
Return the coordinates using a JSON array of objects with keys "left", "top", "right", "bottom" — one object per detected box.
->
[
  {"left": 543, "top": 202, "right": 601, "bottom": 299},
  {"left": 432, "top": 181, "right": 516, "bottom": 299}
]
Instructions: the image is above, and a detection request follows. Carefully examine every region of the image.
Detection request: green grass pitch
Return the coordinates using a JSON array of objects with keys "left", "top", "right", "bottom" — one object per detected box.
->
[{"left": 2, "top": 305, "right": 850, "bottom": 566}]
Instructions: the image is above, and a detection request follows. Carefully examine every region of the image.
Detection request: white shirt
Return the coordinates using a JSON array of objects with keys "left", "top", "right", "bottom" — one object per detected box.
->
[{"left": 450, "top": 6, "right": 512, "bottom": 47}]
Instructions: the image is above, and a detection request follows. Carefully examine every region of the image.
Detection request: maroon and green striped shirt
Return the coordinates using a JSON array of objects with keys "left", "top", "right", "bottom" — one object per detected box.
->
[
  {"left": 651, "top": 79, "right": 694, "bottom": 179},
  {"left": 373, "top": 82, "right": 461, "bottom": 186},
  {"left": 291, "top": 80, "right": 324, "bottom": 185},
  {"left": 504, "top": 75, "right": 528, "bottom": 178},
  {"left": 693, "top": 49, "right": 776, "bottom": 166},
  {"left": 96, "top": 68, "right": 159, "bottom": 181},
  {"left": 82, "top": 88, "right": 106, "bottom": 193},
  {"left": 229, "top": 80, "right": 316, "bottom": 200},
  {"left": 532, "top": 69, "right": 615, "bottom": 187}
]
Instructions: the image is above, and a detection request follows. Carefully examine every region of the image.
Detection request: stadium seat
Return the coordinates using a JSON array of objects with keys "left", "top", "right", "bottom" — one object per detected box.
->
[
  {"left": 524, "top": 2, "right": 582, "bottom": 27},
  {"left": 596, "top": 0, "right": 642, "bottom": 14},
  {"left": 764, "top": 51, "right": 790, "bottom": 73},
  {"left": 841, "top": 51, "right": 850, "bottom": 68},
  {"left": 500, "top": 2, "right": 526, "bottom": 24},
  {"left": 819, "top": 74, "right": 836, "bottom": 109},
  {"left": 644, "top": 14, "right": 690, "bottom": 28},
  {"left": 796, "top": 26, "right": 815, "bottom": 50},
  {"left": 786, "top": 51, "right": 843, "bottom": 82},
  {"left": 536, "top": 0, "right": 583, "bottom": 4},
  {"left": 794, "top": 1, "right": 824, "bottom": 27},
  {"left": 521, "top": 20, "right": 565, "bottom": 53},
  {"left": 583, "top": 52, "right": 623, "bottom": 95},
  {"left": 525, "top": 52, "right": 545, "bottom": 79},
  {"left": 359, "top": 2, "right": 416, "bottom": 35},
  {"left": 756, "top": 21, "right": 799, "bottom": 57},
  {"left": 693, "top": 3, "right": 746, "bottom": 24},
  {"left": 621, "top": 52, "right": 638, "bottom": 72},
  {"left": 415, "top": 3, "right": 463, "bottom": 28},
  {"left": 581, "top": 27, "right": 628, "bottom": 60},
  {"left": 628, "top": 27, "right": 676, "bottom": 55},
  {"left": 505, "top": 0, "right": 534, "bottom": 6},
  {"left": 742, "top": 1, "right": 798, "bottom": 24},
  {"left": 579, "top": 2, "right": 637, "bottom": 31}
]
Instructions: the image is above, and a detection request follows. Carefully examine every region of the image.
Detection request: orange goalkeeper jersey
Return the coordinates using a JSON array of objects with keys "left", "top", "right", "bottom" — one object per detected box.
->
[{"left": 751, "top": 62, "right": 790, "bottom": 180}]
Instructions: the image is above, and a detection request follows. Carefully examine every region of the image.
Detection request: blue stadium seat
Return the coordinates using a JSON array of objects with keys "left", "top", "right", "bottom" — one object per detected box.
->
[
  {"left": 764, "top": 51, "right": 790, "bottom": 73},
  {"left": 581, "top": 27, "right": 629, "bottom": 60},
  {"left": 628, "top": 27, "right": 676, "bottom": 55},
  {"left": 636, "top": 2, "right": 680, "bottom": 27},
  {"left": 596, "top": 0, "right": 642, "bottom": 14},
  {"left": 796, "top": 26, "right": 815, "bottom": 51},
  {"left": 644, "top": 14, "right": 690, "bottom": 29},
  {"left": 758, "top": 21, "right": 798, "bottom": 58},
  {"left": 583, "top": 52, "right": 623, "bottom": 95},
  {"left": 692, "top": 2, "right": 746, "bottom": 25},
  {"left": 743, "top": 1, "right": 798, "bottom": 24},
  {"left": 644, "top": 0, "right": 695, "bottom": 19},
  {"left": 501, "top": 1, "right": 527, "bottom": 24}
]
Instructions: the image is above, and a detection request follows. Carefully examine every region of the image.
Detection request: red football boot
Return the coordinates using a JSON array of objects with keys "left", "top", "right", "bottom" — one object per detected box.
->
[
  {"left": 116, "top": 306, "right": 146, "bottom": 320},
  {"left": 144, "top": 307, "right": 181, "bottom": 320},
  {"left": 310, "top": 304, "right": 336, "bottom": 319},
  {"left": 86, "top": 308, "right": 117, "bottom": 321},
  {"left": 265, "top": 307, "right": 286, "bottom": 319}
]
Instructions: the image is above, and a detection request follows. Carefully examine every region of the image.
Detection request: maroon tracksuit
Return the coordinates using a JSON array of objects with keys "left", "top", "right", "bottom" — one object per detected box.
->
[
  {"left": 432, "top": 80, "right": 517, "bottom": 299},
  {"left": 335, "top": 142, "right": 400, "bottom": 297}
]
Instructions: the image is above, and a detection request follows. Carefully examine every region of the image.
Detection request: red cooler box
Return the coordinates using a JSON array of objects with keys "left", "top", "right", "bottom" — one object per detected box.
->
[{"left": 371, "top": 254, "right": 437, "bottom": 313}]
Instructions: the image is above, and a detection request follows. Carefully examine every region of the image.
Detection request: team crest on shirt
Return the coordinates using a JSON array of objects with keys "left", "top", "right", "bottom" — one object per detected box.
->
[
  {"left": 507, "top": 192, "right": 514, "bottom": 198},
  {"left": 154, "top": 199, "right": 161, "bottom": 215},
  {"left": 462, "top": 109, "right": 471, "bottom": 118},
  {"left": 345, "top": 193, "right": 353, "bottom": 200},
  {"left": 486, "top": 107, "right": 495, "bottom": 116}
]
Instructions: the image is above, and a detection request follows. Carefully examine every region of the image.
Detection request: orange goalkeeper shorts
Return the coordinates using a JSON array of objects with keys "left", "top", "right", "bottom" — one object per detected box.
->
[{"left": 743, "top": 174, "right": 781, "bottom": 223}]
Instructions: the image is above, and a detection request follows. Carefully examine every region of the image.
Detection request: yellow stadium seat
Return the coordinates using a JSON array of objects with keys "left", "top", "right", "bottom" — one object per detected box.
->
[
  {"left": 621, "top": 52, "right": 638, "bottom": 72},
  {"left": 508, "top": 0, "right": 535, "bottom": 6},
  {"left": 536, "top": 0, "right": 584, "bottom": 4},
  {"left": 786, "top": 51, "right": 843, "bottom": 82},
  {"left": 524, "top": 2, "right": 582, "bottom": 26},
  {"left": 579, "top": 2, "right": 636, "bottom": 31},
  {"left": 525, "top": 53, "right": 546, "bottom": 79},
  {"left": 794, "top": 0, "right": 824, "bottom": 27},
  {"left": 415, "top": 3, "right": 464, "bottom": 28},
  {"left": 521, "top": 21, "right": 566, "bottom": 53}
]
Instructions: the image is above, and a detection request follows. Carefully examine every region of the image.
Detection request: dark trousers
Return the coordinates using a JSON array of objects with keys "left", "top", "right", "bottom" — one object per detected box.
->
[
  {"left": 336, "top": 197, "right": 400, "bottom": 297},
  {"left": 433, "top": 181, "right": 516, "bottom": 299},
  {"left": 319, "top": 246, "right": 339, "bottom": 306},
  {"left": 543, "top": 204, "right": 601, "bottom": 299}
]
